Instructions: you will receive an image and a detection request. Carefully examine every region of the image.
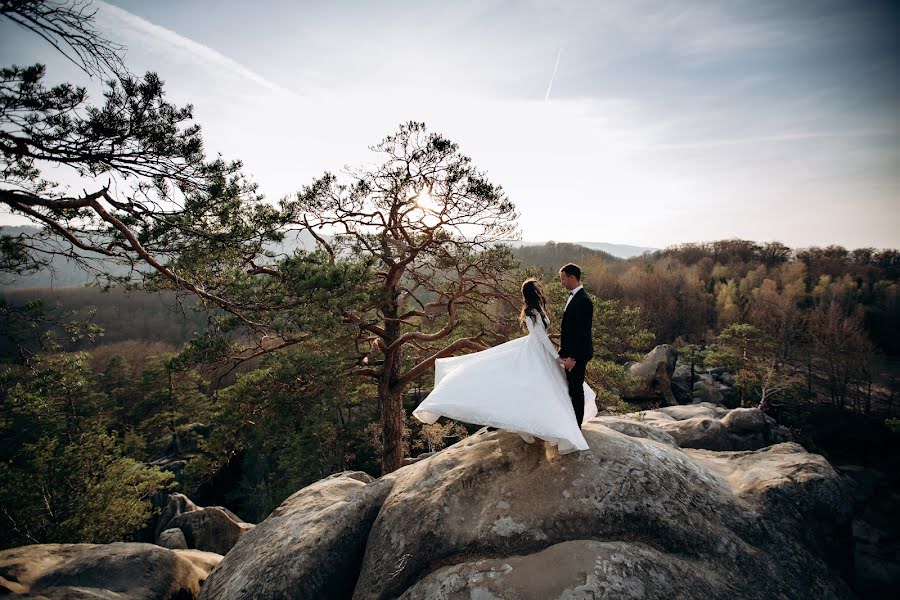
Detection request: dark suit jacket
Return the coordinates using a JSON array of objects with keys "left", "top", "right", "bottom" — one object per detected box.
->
[{"left": 558, "top": 287, "right": 594, "bottom": 362}]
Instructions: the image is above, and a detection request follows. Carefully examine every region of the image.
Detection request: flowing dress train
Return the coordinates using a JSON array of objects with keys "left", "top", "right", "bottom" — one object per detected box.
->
[{"left": 413, "top": 313, "right": 597, "bottom": 453}]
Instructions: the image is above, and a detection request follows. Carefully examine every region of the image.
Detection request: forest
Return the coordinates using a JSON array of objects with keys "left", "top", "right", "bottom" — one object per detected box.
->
[{"left": 2, "top": 236, "right": 898, "bottom": 547}]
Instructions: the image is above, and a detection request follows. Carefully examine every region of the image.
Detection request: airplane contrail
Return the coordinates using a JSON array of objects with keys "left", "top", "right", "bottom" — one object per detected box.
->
[
  {"left": 544, "top": 48, "right": 562, "bottom": 102},
  {"left": 94, "top": 0, "right": 296, "bottom": 97}
]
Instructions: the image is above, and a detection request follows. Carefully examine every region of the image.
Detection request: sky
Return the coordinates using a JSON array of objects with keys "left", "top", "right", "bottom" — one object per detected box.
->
[{"left": 1, "top": 0, "right": 898, "bottom": 249}]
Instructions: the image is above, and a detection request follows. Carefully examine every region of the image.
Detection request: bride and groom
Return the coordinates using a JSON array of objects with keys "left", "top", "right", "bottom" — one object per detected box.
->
[{"left": 413, "top": 263, "right": 596, "bottom": 454}]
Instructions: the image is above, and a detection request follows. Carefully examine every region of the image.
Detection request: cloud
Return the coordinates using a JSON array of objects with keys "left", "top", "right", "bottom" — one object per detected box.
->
[
  {"left": 631, "top": 128, "right": 890, "bottom": 151},
  {"left": 622, "top": 1, "right": 872, "bottom": 61}
]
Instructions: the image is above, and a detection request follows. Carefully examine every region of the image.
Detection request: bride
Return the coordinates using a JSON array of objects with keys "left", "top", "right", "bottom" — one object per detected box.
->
[{"left": 413, "top": 278, "right": 597, "bottom": 453}]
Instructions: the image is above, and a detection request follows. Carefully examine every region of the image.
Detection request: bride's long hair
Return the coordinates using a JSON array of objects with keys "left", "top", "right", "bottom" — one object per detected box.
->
[{"left": 520, "top": 278, "right": 549, "bottom": 328}]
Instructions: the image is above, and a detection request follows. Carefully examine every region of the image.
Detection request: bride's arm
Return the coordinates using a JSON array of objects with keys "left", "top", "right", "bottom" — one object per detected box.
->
[{"left": 527, "top": 315, "right": 561, "bottom": 360}]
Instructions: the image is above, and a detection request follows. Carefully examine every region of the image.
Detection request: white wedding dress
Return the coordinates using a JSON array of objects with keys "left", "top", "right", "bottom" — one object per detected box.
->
[{"left": 413, "top": 313, "right": 597, "bottom": 453}]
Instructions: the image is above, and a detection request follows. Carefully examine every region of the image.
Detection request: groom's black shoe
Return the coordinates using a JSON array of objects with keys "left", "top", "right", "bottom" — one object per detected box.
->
[{"left": 486, "top": 426, "right": 498, "bottom": 431}]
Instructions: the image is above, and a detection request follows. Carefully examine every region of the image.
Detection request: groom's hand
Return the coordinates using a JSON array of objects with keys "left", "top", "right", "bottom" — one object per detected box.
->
[{"left": 562, "top": 357, "right": 576, "bottom": 371}]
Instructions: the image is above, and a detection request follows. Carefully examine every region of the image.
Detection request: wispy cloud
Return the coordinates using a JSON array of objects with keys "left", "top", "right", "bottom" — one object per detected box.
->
[
  {"left": 544, "top": 48, "right": 562, "bottom": 102},
  {"left": 631, "top": 128, "right": 889, "bottom": 151},
  {"left": 626, "top": 2, "right": 835, "bottom": 61},
  {"left": 94, "top": 0, "right": 296, "bottom": 97}
]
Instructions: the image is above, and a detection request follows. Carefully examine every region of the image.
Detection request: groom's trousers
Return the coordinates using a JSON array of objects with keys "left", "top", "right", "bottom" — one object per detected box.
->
[{"left": 566, "top": 359, "right": 588, "bottom": 426}]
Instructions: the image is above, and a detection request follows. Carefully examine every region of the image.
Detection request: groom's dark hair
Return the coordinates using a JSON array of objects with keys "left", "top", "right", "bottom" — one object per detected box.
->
[{"left": 559, "top": 263, "right": 582, "bottom": 280}]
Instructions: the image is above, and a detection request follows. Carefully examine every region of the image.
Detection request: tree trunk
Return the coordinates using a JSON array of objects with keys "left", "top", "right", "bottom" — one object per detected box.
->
[
  {"left": 380, "top": 385, "right": 404, "bottom": 474},
  {"left": 379, "top": 342, "right": 405, "bottom": 474},
  {"left": 379, "top": 313, "right": 405, "bottom": 473},
  {"left": 379, "top": 277, "right": 407, "bottom": 474}
]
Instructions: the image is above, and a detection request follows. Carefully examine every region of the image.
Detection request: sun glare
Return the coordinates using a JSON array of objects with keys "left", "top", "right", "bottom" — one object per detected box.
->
[{"left": 415, "top": 188, "right": 438, "bottom": 212}]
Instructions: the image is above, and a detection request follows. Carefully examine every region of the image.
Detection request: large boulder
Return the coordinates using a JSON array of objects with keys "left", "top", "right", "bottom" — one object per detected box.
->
[
  {"left": 656, "top": 402, "right": 728, "bottom": 420},
  {"left": 400, "top": 539, "right": 734, "bottom": 599},
  {"left": 670, "top": 363, "right": 694, "bottom": 403},
  {"left": 158, "top": 528, "right": 188, "bottom": 550},
  {"left": 719, "top": 383, "right": 741, "bottom": 406},
  {"left": 586, "top": 415, "right": 679, "bottom": 448},
  {"left": 168, "top": 507, "right": 253, "bottom": 556},
  {"left": 155, "top": 493, "right": 199, "bottom": 539},
  {"left": 0, "top": 542, "right": 221, "bottom": 599},
  {"left": 693, "top": 379, "right": 725, "bottom": 405},
  {"left": 684, "top": 443, "right": 856, "bottom": 580},
  {"left": 628, "top": 403, "right": 792, "bottom": 451},
  {"left": 198, "top": 471, "right": 392, "bottom": 600},
  {"left": 622, "top": 344, "right": 678, "bottom": 406},
  {"left": 155, "top": 493, "right": 253, "bottom": 555},
  {"left": 351, "top": 423, "right": 854, "bottom": 599}
]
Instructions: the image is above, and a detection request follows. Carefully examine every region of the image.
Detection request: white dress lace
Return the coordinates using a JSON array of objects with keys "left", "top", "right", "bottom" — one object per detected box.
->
[{"left": 413, "top": 313, "right": 597, "bottom": 453}]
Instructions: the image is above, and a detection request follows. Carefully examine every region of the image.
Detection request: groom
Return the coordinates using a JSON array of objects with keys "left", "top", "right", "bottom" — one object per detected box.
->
[{"left": 557, "top": 263, "right": 594, "bottom": 427}]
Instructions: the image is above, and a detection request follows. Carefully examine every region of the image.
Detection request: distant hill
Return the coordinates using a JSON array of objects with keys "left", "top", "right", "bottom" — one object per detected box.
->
[
  {"left": 505, "top": 240, "right": 656, "bottom": 259},
  {"left": 0, "top": 225, "right": 136, "bottom": 289},
  {"left": 510, "top": 242, "right": 619, "bottom": 275},
  {"left": 0, "top": 286, "right": 210, "bottom": 360},
  {"left": 0, "top": 225, "right": 320, "bottom": 290},
  {"left": 1, "top": 225, "right": 646, "bottom": 289},
  {"left": 574, "top": 242, "right": 657, "bottom": 259}
]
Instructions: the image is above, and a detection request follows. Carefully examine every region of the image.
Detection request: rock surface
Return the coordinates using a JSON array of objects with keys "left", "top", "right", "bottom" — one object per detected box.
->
[
  {"left": 155, "top": 493, "right": 253, "bottom": 555},
  {"left": 168, "top": 506, "right": 253, "bottom": 556},
  {"left": 628, "top": 403, "right": 792, "bottom": 451},
  {"left": 158, "top": 527, "right": 188, "bottom": 550},
  {"left": 670, "top": 363, "right": 695, "bottom": 403},
  {"left": 693, "top": 379, "right": 725, "bottom": 404},
  {"left": 108, "top": 404, "right": 854, "bottom": 600},
  {"left": 622, "top": 344, "right": 677, "bottom": 405},
  {"left": 399, "top": 540, "right": 736, "bottom": 599},
  {"left": 403, "top": 451, "right": 439, "bottom": 466},
  {"left": 350, "top": 421, "right": 853, "bottom": 599},
  {"left": 198, "top": 471, "right": 392, "bottom": 600},
  {"left": 0, "top": 542, "right": 221, "bottom": 599},
  {"left": 155, "top": 493, "right": 199, "bottom": 539}
]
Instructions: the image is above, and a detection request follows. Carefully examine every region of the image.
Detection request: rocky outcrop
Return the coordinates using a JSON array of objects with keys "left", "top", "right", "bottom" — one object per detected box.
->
[
  {"left": 684, "top": 443, "right": 855, "bottom": 575},
  {"left": 198, "top": 471, "right": 393, "bottom": 600},
  {"left": 0, "top": 542, "right": 221, "bottom": 599},
  {"left": 84, "top": 401, "right": 857, "bottom": 600},
  {"left": 671, "top": 363, "right": 743, "bottom": 407},
  {"left": 585, "top": 415, "right": 679, "bottom": 447},
  {"left": 158, "top": 528, "right": 188, "bottom": 550},
  {"left": 670, "top": 363, "right": 694, "bottom": 403},
  {"left": 622, "top": 344, "right": 678, "bottom": 405},
  {"left": 348, "top": 424, "right": 852, "bottom": 599},
  {"left": 693, "top": 379, "right": 725, "bottom": 404},
  {"left": 155, "top": 493, "right": 253, "bottom": 555},
  {"left": 168, "top": 507, "right": 253, "bottom": 556},
  {"left": 403, "top": 451, "right": 439, "bottom": 466},
  {"left": 155, "top": 492, "right": 199, "bottom": 539},
  {"left": 399, "top": 539, "right": 734, "bottom": 599},
  {"left": 627, "top": 402, "right": 792, "bottom": 451}
]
